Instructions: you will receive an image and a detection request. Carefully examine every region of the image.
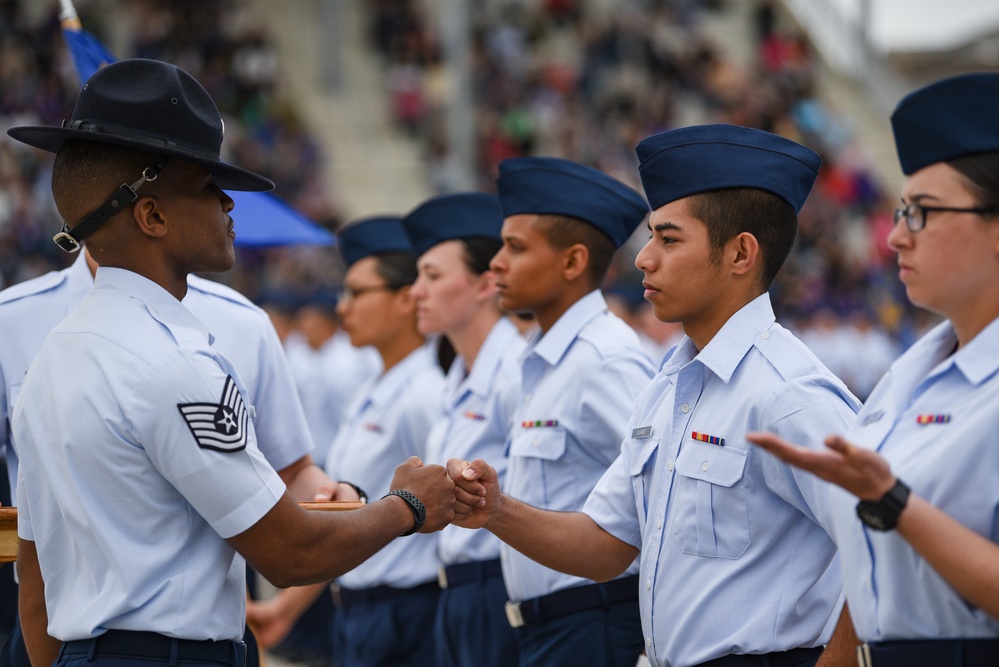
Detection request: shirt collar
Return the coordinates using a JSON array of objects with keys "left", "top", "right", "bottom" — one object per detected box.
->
[
  {"left": 93, "top": 267, "right": 212, "bottom": 344},
  {"left": 663, "top": 293, "right": 774, "bottom": 383},
  {"left": 456, "top": 317, "right": 519, "bottom": 399},
  {"left": 529, "top": 290, "right": 608, "bottom": 366},
  {"left": 954, "top": 315, "right": 999, "bottom": 385},
  {"left": 368, "top": 343, "right": 437, "bottom": 409},
  {"left": 903, "top": 317, "right": 999, "bottom": 391}
]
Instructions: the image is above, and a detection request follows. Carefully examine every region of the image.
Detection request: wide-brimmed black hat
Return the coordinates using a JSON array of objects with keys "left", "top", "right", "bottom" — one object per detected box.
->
[{"left": 7, "top": 58, "right": 273, "bottom": 192}]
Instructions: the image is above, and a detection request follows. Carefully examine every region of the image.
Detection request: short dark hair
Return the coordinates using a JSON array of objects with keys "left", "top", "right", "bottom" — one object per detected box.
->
[
  {"left": 686, "top": 188, "right": 798, "bottom": 289},
  {"left": 947, "top": 151, "right": 999, "bottom": 211},
  {"left": 458, "top": 236, "right": 503, "bottom": 275},
  {"left": 372, "top": 251, "right": 419, "bottom": 289},
  {"left": 51, "top": 140, "right": 157, "bottom": 219},
  {"left": 531, "top": 214, "right": 617, "bottom": 286}
]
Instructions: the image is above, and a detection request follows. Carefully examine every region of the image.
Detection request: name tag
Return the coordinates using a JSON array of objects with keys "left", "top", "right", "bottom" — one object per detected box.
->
[{"left": 631, "top": 425, "right": 653, "bottom": 439}]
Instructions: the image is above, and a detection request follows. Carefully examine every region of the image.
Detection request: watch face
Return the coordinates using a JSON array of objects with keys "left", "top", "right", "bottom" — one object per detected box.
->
[{"left": 856, "top": 501, "right": 891, "bottom": 531}]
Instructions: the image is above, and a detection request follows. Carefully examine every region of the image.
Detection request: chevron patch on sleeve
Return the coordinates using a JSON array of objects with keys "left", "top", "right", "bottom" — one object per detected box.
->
[{"left": 177, "top": 375, "right": 249, "bottom": 452}]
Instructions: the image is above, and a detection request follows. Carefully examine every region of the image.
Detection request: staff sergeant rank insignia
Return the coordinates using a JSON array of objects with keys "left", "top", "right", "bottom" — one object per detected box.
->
[{"left": 177, "top": 376, "right": 249, "bottom": 452}]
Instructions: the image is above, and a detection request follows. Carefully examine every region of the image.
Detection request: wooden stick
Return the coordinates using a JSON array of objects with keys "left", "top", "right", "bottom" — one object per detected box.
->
[{"left": 0, "top": 501, "right": 364, "bottom": 563}]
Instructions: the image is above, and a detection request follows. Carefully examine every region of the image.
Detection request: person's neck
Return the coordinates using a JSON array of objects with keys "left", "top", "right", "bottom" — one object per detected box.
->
[
  {"left": 447, "top": 307, "right": 502, "bottom": 371},
  {"left": 378, "top": 328, "right": 425, "bottom": 373},
  {"left": 945, "top": 293, "right": 999, "bottom": 350},
  {"left": 533, "top": 283, "right": 595, "bottom": 334},
  {"left": 682, "top": 289, "right": 764, "bottom": 352}
]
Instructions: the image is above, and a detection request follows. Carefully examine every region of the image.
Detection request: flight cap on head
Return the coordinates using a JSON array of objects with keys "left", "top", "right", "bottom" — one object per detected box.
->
[
  {"left": 891, "top": 72, "right": 999, "bottom": 175},
  {"left": 636, "top": 124, "right": 821, "bottom": 213},
  {"left": 337, "top": 216, "right": 412, "bottom": 268},
  {"left": 402, "top": 192, "right": 504, "bottom": 257},
  {"left": 496, "top": 156, "right": 649, "bottom": 248}
]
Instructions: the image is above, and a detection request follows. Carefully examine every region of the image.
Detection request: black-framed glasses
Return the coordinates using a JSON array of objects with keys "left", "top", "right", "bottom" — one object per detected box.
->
[
  {"left": 892, "top": 202, "right": 999, "bottom": 233},
  {"left": 338, "top": 284, "right": 394, "bottom": 303}
]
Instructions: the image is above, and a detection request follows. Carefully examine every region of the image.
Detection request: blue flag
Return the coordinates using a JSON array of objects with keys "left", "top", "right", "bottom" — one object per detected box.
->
[
  {"left": 61, "top": 18, "right": 117, "bottom": 84},
  {"left": 59, "top": 14, "right": 334, "bottom": 248}
]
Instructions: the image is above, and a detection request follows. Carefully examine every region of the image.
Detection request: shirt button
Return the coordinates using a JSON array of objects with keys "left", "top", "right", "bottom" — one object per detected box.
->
[
  {"left": 667, "top": 461, "right": 674, "bottom": 472},
  {"left": 680, "top": 403, "right": 690, "bottom": 413},
  {"left": 760, "top": 332, "right": 770, "bottom": 340},
  {"left": 656, "top": 519, "right": 662, "bottom": 530},
  {"left": 701, "top": 461, "right": 709, "bottom": 472},
  {"left": 645, "top": 578, "right": 651, "bottom": 589},
  {"left": 646, "top": 636, "right": 652, "bottom": 648}
]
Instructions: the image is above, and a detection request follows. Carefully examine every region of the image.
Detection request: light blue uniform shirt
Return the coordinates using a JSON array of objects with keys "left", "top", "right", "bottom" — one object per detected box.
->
[
  {"left": 325, "top": 344, "right": 445, "bottom": 590},
  {"left": 503, "top": 290, "right": 655, "bottom": 601},
  {"left": 584, "top": 294, "right": 860, "bottom": 667},
  {"left": 0, "top": 254, "right": 315, "bottom": 500},
  {"left": 834, "top": 317, "right": 999, "bottom": 641},
  {"left": 426, "top": 317, "right": 524, "bottom": 566},
  {"left": 14, "top": 268, "right": 285, "bottom": 642}
]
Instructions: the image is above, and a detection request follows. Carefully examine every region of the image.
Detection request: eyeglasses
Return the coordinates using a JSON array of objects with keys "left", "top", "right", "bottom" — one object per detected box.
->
[
  {"left": 338, "top": 284, "right": 394, "bottom": 303},
  {"left": 892, "top": 202, "right": 998, "bottom": 233}
]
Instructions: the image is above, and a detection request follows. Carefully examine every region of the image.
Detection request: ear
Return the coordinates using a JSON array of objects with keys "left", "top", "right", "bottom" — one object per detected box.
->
[
  {"left": 131, "top": 195, "right": 168, "bottom": 239},
  {"left": 561, "top": 243, "right": 590, "bottom": 283},
  {"left": 395, "top": 284, "right": 418, "bottom": 316},
  {"left": 475, "top": 270, "right": 499, "bottom": 302},
  {"left": 728, "top": 232, "right": 759, "bottom": 278}
]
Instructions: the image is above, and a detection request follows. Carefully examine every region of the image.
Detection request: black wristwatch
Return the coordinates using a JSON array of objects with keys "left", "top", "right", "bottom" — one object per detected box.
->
[
  {"left": 338, "top": 480, "right": 368, "bottom": 504},
  {"left": 856, "top": 479, "right": 910, "bottom": 531},
  {"left": 384, "top": 489, "right": 426, "bottom": 536}
]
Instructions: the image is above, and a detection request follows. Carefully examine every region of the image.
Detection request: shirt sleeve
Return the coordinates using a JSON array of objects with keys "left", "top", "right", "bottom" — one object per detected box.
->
[
  {"left": 583, "top": 448, "right": 643, "bottom": 548},
  {"left": 759, "top": 376, "right": 859, "bottom": 531},
  {"left": 131, "top": 348, "right": 286, "bottom": 539},
  {"left": 15, "top": 458, "right": 32, "bottom": 541},
  {"left": 576, "top": 352, "right": 654, "bottom": 466},
  {"left": 244, "top": 321, "right": 316, "bottom": 472}
]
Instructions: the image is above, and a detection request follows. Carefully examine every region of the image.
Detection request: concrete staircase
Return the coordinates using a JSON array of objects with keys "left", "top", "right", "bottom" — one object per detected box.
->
[{"left": 244, "top": 0, "right": 432, "bottom": 220}]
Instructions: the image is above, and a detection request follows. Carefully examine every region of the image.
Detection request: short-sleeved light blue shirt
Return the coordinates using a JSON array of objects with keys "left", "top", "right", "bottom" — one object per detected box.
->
[
  {"left": 584, "top": 294, "right": 860, "bottom": 667},
  {"left": 325, "top": 344, "right": 445, "bottom": 590},
  {"left": 14, "top": 267, "right": 285, "bottom": 642},
  {"left": 834, "top": 318, "right": 999, "bottom": 641},
  {"left": 1, "top": 254, "right": 315, "bottom": 500},
  {"left": 286, "top": 331, "right": 381, "bottom": 464},
  {"left": 426, "top": 317, "right": 524, "bottom": 566},
  {"left": 503, "top": 290, "right": 655, "bottom": 602}
]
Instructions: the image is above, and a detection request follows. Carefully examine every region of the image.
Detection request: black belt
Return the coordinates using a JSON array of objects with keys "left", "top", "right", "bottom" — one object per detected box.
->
[
  {"left": 61, "top": 630, "right": 246, "bottom": 666},
  {"left": 438, "top": 558, "right": 503, "bottom": 589},
  {"left": 697, "top": 646, "right": 823, "bottom": 667},
  {"left": 858, "top": 638, "right": 999, "bottom": 667},
  {"left": 505, "top": 575, "right": 639, "bottom": 628},
  {"left": 337, "top": 580, "right": 439, "bottom": 607}
]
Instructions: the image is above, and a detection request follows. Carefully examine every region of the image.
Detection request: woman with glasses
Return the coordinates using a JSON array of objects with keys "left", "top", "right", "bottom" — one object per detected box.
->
[
  {"left": 749, "top": 72, "right": 999, "bottom": 666},
  {"left": 248, "top": 216, "right": 446, "bottom": 667},
  {"left": 402, "top": 193, "right": 524, "bottom": 667}
]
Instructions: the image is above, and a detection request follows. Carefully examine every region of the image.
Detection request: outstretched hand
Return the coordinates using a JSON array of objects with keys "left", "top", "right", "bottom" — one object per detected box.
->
[
  {"left": 446, "top": 458, "right": 501, "bottom": 529},
  {"left": 746, "top": 432, "right": 896, "bottom": 501}
]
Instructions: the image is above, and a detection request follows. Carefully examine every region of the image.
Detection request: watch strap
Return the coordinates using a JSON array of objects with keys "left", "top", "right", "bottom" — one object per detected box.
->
[
  {"left": 856, "top": 478, "right": 911, "bottom": 531},
  {"left": 384, "top": 489, "right": 425, "bottom": 536}
]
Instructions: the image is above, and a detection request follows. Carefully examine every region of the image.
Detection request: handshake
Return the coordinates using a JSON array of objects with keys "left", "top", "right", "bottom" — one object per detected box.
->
[{"left": 387, "top": 457, "right": 499, "bottom": 534}]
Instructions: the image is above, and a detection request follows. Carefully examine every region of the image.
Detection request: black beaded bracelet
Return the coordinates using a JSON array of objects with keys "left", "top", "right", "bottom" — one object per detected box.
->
[
  {"left": 383, "top": 489, "right": 426, "bottom": 536},
  {"left": 338, "top": 480, "right": 368, "bottom": 504}
]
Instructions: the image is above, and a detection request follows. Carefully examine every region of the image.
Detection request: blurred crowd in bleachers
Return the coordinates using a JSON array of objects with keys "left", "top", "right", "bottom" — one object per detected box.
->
[{"left": 0, "top": 0, "right": 936, "bottom": 400}]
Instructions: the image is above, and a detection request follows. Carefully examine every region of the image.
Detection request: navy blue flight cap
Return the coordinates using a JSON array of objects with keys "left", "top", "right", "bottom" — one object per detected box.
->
[
  {"left": 891, "top": 72, "right": 999, "bottom": 175},
  {"left": 337, "top": 216, "right": 412, "bottom": 268},
  {"left": 636, "top": 124, "right": 821, "bottom": 213},
  {"left": 496, "top": 157, "right": 649, "bottom": 248},
  {"left": 402, "top": 192, "right": 504, "bottom": 257}
]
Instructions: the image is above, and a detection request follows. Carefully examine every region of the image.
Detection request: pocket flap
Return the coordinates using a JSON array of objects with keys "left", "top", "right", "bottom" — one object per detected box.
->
[
  {"left": 508, "top": 427, "right": 567, "bottom": 461},
  {"left": 675, "top": 441, "right": 748, "bottom": 487},
  {"left": 628, "top": 436, "right": 660, "bottom": 476}
]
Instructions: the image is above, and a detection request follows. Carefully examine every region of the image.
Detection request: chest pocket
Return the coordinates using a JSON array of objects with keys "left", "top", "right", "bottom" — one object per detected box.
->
[
  {"left": 671, "top": 440, "right": 750, "bottom": 559},
  {"left": 628, "top": 436, "right": 659, "bottom": 531},
  {"left": 508, "top": 427, "right": 568, "bottom": 507}
]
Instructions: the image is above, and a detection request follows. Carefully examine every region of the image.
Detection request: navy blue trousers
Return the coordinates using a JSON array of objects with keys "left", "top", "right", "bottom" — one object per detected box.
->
[
  {"left": 333, "top": 584, "right": 439, "bottom": 667},
  {"left": 434, "top": 575, "right": 518, "bottom": 667},
  {"left": 514, "top": 598, "right": 644, "bottom": 667}
]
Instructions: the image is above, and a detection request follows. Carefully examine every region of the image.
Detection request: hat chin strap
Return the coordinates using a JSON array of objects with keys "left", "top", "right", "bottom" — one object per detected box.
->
[{"left": 53, "top": 158, "right": 170, "bottom": 253}]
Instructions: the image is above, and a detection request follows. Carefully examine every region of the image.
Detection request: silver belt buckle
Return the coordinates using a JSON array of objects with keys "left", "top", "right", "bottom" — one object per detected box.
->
[
  {"left": 438, "top": 566, "right": 449, "bottom": 589},
  {"left": 505, "top": 601, "right": 525, "bottom": 628},
  {"left": 857, "top": 643, "right": 874, "bottom": 667}
]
